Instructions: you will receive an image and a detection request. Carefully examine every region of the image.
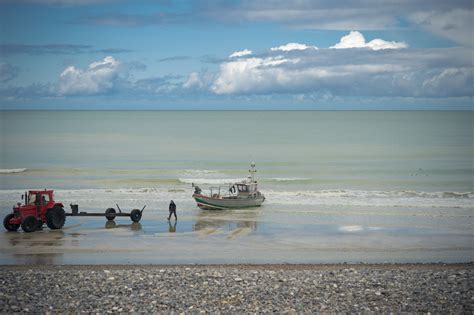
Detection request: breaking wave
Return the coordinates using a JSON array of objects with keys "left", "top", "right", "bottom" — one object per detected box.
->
[
  {"left": 263, "top": 189, "right": 474, "bottom": 208},
  {"left": 0, "top": 168, "right": 27, "bottom": 174},
  {"left": 178, "top": 178, "right": 246, "bottom": 185},
  {"left": 0, "top": 188, "right": 471, "bottom": 210},
  {"left": 267, "top": 177, "right": 312, "bottom": 182}
]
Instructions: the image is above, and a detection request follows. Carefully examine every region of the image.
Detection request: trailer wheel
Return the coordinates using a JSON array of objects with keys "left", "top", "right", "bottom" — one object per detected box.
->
[
  {"left": 21, "top": 216, "right": 38, "bottom": 233},
  {"left": 46, "top": 206, "right": 66, "bottom": 230},
  {"left": 105, "top": 208, "right": 116, "bottom": 221},
  {"left": 130, "top": 209, "right": 142, "bottom": 223},
  {"left": 3, "top": 214, "right": 20, "bottom": 232}
]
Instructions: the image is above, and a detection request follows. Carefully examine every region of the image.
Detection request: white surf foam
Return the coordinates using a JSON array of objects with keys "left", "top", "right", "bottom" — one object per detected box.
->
[
  {"left": 262, "top": 189, "right": 474, "bottom": 208},
  {"left": 339, "top": 225, "right": 364, "bottom": 232},
  {"left": 267, "top": 177, "right": 312, "bottom": 182},
  {"left": 0, "top": 168, "right": 27, "bottom": 174},
  {"left": 0, "top": 188, "right": 471, "bottom": 211},
  {"left": 178, "top": 178, "right": 246, "bottom": 185}
]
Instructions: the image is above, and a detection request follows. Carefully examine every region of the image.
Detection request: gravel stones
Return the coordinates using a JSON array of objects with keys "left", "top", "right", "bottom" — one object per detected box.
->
[{"left": 0, "top": 264, "right": 472, "bottom": 313}]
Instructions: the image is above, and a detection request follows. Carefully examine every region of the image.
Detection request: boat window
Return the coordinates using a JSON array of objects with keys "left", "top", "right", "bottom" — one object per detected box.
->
[{"left": 238, "top": 185, "right": 248, "bottom": 192}]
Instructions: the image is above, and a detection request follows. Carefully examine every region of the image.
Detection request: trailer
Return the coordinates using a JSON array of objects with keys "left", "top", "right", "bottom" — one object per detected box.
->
[{"left": 68, "top": 203, "right": 145, "bottom": 222}]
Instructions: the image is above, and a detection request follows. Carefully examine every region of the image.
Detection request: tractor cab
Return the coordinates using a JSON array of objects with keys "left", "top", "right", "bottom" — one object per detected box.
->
[{"left": 23, "top": 190, "right": 54, "bottom": 207}]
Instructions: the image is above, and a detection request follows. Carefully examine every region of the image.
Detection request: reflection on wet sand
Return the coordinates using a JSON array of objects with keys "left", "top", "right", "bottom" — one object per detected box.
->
[
  {"left": 193, "top": 210, "right": 259, "bottom": 234},
  {"left": 168, "top": 221, "right": 177, "bottom": 233},
  {"left": 105, "top": 221, "right": 142, "bottom": 231},
  {"left": 3, "top": 230, "right": 65, "bottom": 264}
]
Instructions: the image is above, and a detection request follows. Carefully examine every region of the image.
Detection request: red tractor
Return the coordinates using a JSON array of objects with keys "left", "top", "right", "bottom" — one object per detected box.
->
[{"left": 3, "top": 189, "right": 66, "bottom": 233}]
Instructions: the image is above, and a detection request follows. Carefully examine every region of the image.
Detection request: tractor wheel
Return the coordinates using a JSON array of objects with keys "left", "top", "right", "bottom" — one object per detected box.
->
[
  {"left": 105, "top": 208, "right": 116, "bottom": 221},
  {"left": 3, "top": 213, "right": 20, "bottom": 232},
  {"left": 130, "top": 209, "right": 142, "bottom": 223},
  {"left": 21, "top": 216, "right": 38, "bottom": 233},
  {"left": 46, "top": 206, "right": 66, "bottom": 230}
]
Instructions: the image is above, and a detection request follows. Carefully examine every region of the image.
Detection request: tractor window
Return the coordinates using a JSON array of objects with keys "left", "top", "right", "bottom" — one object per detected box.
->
[
  {"left": 41, "top": 194, "right": 50, "bottom": 205},
  {"left": 28, "top": 193, "right": 37, "bottom": 205}
]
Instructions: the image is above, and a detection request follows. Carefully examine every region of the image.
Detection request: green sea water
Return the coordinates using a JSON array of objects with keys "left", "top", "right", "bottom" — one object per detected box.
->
[{"left": 0, "top": 111, "right": 472, "bottom": 264}]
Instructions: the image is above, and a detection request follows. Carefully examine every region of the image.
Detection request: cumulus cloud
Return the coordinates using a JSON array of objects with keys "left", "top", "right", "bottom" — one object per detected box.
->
[
  {"left": 229, "top": 49, "right": 252, "bottom": 58},
  {"left": 58, "top": 56, "right": 122, "bottom": 95},
  {"left": 210, "top": 32, "right": 472, "bottom": 98},
  {"left": 212, "top": 56, "right": 300, "bottom": 94},
  {"left": 271, "top": 43, "right": 318, "bottom": 51},
  {"left": 330, "top": 31, "right": 407, "bottom": 50}
]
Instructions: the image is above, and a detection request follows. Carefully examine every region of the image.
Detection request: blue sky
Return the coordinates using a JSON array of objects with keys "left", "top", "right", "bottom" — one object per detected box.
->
[{"left": 0, "top": 0, "right": 472, "bottom": 110}]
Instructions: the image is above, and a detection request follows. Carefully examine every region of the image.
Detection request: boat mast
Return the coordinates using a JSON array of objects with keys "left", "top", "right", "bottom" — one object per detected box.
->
[{"left": 248, "top": 162, "right": 257, "bottom": 183}]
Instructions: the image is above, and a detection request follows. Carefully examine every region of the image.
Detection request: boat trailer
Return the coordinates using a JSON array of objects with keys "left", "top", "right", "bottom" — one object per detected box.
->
[{"left": 68, "top": 204, "right": 145, "bottom": 223}]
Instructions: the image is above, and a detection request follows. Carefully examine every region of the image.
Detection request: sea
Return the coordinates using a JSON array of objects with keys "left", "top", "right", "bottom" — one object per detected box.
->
[{"left": 0, "top": 111, "right": 472, "bottom": 264}]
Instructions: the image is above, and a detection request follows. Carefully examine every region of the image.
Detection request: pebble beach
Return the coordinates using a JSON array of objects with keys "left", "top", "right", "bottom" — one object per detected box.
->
[{"left": 1, "top": 264, "right": 472, "bottom": 313}]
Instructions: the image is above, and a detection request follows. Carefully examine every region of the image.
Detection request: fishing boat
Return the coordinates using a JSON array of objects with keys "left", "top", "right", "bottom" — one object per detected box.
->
[{"left": 192, "top": 163, "right": 265, "bottom": 210}]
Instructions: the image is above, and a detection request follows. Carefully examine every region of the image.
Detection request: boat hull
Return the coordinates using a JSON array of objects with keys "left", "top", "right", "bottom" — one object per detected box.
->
[{"left": 193, "top": 194, "right": 265, "bottom": 210}]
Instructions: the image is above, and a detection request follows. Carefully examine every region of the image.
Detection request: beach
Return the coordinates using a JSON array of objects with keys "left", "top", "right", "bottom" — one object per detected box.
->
[{"left": 0, "top": 264, "right": 472, "bottom": 313}]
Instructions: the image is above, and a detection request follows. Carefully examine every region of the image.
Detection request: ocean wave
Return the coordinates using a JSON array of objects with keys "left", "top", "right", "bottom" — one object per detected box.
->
[
  {"left": 0, "top": 168, "right": 27, "bottom": 174},
  {"left": 103, "top": 178, "right": 181, "bottom": 185},
  {"left": 0, "top": 188, "right": 471, "bottom": 210},
  {"left": 262, "top": 189, "right": 474, "bottom": 208},
  {"left": 182, "top": 169, "right": 221, "bottom": 175},
  {"left": 267, "top": 177, "right": 312, "bottom": 182},
  {"left": 178, "top": 178, "right": 246, "bottom": 185}
]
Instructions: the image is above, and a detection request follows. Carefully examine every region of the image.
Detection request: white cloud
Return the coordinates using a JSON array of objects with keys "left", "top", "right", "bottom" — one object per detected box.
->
[
  {"left": 183, "top": 72, "right": 204, "bottom": 89},
  {"left": 229, "top": 49, "right": 252, "bottom": 58},
  {"left": 58, "top": 56, "right": 122, "bottom": 95},
  {"left": 270, "top": 42, "right": 318, "bottom": 51},
  {"left": 211, "top": 56, "right": 298, "bottom": 94},
  {"left": 330, "top": 31, "right": 407, "bottom": 50},
  {"left": 211, "top": 31, "right": 472, "bottom": 98},
  {"left": 422, "top": 68, "right": 474, "bottom": 97},
  {"left": 206, "top": 1, "right": 472, "bottom": 46}
]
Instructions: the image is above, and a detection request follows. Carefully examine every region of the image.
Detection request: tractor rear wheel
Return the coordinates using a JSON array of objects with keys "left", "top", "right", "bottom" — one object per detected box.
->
[
  {"left": 3, "top": 213, "right": 20, "bottom": 232},
  {"left": 46, "top": 207, "right": 66, "bottom": 230},
  {"left": 21, "top": 216, "right": 38, "bottom": 233},
  {"left": 130, "top": 209, "right": 142, "bottom": 223},
  {"left": 105, "top": 208, "right": 116, "bottom": 221}
]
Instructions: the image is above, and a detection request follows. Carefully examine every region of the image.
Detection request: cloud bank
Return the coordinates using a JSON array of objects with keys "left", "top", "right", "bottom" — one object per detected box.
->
[
  {"left": 2, "top": 32, "right": 472, "bottom": 104},
  {"left": 210, "top": 32, "right": 472, "bottom": 98}
]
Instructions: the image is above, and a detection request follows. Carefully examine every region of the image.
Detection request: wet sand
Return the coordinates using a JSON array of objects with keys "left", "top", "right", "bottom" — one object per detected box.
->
[
  {"left": 1, "top": 211, "right": 472, "bottom": 265},
  {"left": 0, "top": 264, "right": 472, "bottom": 313}
]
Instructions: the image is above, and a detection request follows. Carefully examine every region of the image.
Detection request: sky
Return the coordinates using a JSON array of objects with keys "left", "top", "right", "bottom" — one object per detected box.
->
[{"left": 0, "top": 0, "right": 472, "bottom": 110}]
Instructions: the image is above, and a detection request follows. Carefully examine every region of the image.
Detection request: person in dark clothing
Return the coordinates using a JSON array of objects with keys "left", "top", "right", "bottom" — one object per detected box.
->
[{"left": 168, "top": 200, "right": 177, "bottom": 220}]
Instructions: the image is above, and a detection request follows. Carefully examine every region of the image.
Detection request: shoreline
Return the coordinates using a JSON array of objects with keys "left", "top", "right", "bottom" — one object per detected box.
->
[{"left": 1, "top": 262, "right": 473, "bottom": 270}]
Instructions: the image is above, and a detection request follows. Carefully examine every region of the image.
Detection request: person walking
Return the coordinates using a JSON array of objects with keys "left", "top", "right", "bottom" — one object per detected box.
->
[{"left": 168, "top": 200, "right": 177, "bottom": 220}]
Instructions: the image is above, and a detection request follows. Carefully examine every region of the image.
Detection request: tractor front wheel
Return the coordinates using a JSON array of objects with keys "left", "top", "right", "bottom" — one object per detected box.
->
[
  {"left": 105, "top": 208, "right": 116, "bottom": 221},
  {"left": 3, "top": 213, "right": 20, "bottom": 232},
  {"left": 21, "top": 216, "right": 38, "bottom": 233},
  {"left": 46, "top": 207, "right": 66, "bottom": 230},
  {"left": 130, "top": 209, "right": 142, "bottom": 223}
]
